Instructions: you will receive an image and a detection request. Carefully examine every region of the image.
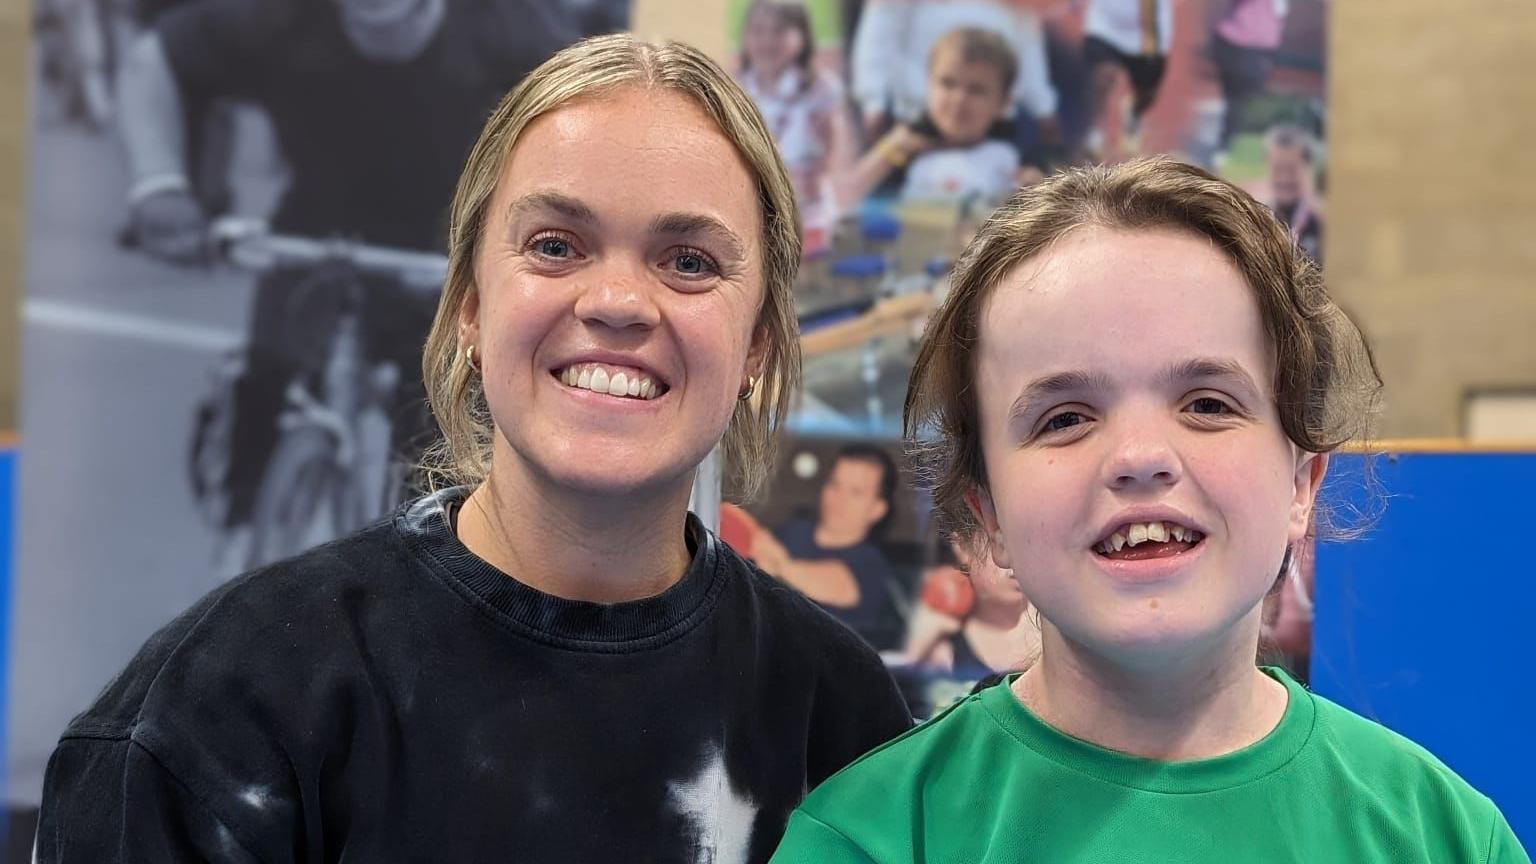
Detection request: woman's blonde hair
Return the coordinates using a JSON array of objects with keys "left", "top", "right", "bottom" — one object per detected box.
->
[
  {"left": 906, "top": 157, "right": 1382, "bottom": 538},
  {"left": 419, "top": 34, "right": 803, "bottom": 501}
]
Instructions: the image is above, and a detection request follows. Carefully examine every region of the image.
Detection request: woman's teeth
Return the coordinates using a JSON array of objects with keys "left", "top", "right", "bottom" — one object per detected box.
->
[
  {"left": 558, "top": 363, "right": 661, "bottom": 400},
  {"left": 1095, "top": 522, "right": 1203, "bottom": 555}
]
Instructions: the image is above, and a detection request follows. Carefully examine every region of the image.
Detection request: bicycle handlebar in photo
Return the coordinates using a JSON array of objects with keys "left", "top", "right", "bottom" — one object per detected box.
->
[{"left": 208, "top": 218, "right": 449, "bottom": 291}]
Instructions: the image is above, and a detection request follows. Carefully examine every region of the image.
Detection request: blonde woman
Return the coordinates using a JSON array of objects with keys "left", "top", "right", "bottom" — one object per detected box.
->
[{"left": 38, "top": 35, "right": 910, "bottom": 863}]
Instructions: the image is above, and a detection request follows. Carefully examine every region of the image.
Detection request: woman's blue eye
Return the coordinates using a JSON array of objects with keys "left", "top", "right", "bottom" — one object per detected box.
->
[
  {"left": 1043, "top": 412, "right": 1085, "bottom": 432},
  {"left": 1190, "top": 397, "right": 1232, "bottom": 415},
  {"left": 671, "top": 250, "right": 717, "bottom": 276},
  {"left": 537, "top": 237, "right": 571, "bottom": 258}
]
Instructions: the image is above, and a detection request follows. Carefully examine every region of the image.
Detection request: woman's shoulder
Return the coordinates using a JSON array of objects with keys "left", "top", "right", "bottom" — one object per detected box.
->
[
  {"left": 61, "top": 519, "right": 423, "bottom": 740},
  {"left": 717, "top": 535, "right": 894, "bottom": 670}
]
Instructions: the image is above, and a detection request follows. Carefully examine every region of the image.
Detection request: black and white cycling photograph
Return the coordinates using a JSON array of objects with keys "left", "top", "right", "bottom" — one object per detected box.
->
[{"left": 8, "top": 0, "right": 630, "bottom": 836}]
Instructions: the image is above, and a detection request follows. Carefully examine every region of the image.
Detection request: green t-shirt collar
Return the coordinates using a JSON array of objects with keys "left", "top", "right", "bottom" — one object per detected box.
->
[{"left": 979, "top": 666, "right": 1317, "bottom": 794}]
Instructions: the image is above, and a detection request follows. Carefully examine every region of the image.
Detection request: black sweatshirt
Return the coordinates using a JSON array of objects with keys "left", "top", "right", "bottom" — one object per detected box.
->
[{"left": 37, "top": 488, "right": 912, "bottom": 862}]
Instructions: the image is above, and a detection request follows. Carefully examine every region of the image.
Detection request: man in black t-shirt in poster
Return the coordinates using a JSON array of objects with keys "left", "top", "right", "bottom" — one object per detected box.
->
[
  {"left": 117, "top": 0, "right": 626, "bottom": 566},
  {"left": 753, "top": 444, "right": 907, "bottom": 650}
]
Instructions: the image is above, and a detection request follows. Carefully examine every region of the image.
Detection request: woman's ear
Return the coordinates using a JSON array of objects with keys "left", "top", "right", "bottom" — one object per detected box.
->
[
  {"left": 965, "top": 486, "right": 1012, "bottom": 571},
  {"left": 1289, "top": 451, "right": 1329, "bottom": 543},
  {"left": 458, "top": 287, "right": 480, "bottom": 349},
  {"left": 744, "top": 322, "right": 770, "bottom": 381}
]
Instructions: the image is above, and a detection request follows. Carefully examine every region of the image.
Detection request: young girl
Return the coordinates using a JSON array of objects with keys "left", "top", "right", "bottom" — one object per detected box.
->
[
  {"left": 736, "top": 0, "right": 852, "bottom": 233},
  {"left": 39, "top": 35, "right": 911, "bottom": 862},
  {"left": 772, "top": 158, "right": 1530, "bottom": 862}
]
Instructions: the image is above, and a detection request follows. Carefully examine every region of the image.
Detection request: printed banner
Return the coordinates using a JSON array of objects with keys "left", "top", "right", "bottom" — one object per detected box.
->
[{"left": 726, "top": 0, "right": 1327, "bottom": 708}]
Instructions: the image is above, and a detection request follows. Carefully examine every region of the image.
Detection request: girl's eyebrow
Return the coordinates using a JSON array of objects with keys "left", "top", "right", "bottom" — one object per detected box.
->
[
  {"left": 1160, "top": 358, "right": 1263, "bottom": 396},
  {"left": 1006, "top": 358, "right": 1263, "bottom": 422},
  {"left": 1008, "top": 370, "right": 1112, "bottom": 422}
]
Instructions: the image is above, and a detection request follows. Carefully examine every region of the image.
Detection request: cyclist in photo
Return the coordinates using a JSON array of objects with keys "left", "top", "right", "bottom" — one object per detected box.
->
[{"left": 117, "top": 0, "right": 624, "bottom": 564}]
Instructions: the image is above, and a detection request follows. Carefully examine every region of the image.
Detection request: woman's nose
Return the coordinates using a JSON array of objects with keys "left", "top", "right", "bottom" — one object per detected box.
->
[{"left": 572, "top": 258, "right": 661, "bottom": 331}]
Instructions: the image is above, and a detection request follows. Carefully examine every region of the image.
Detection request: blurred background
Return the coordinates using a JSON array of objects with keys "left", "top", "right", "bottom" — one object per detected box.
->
[{"left": 0, "top": 0, "right": 1533, "bottom": 857}]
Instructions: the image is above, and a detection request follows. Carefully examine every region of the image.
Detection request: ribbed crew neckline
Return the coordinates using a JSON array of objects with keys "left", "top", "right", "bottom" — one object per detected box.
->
[
  {"left": 979, "top": 666, "right": 1316, "bottom": 794},
  {"left": 396, "top": 487, "right": 725, "bottom": 652}
]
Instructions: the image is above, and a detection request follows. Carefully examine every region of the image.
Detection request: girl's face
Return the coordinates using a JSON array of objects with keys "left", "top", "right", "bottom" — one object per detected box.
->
[
  {"left": 462, "top": 89, "right": 767, "bottom": 501},
  {"left": 743, "top": 6, "right": 802, "bottom": 76},
  {"left": 927, "top": 48, "right": 1010, "bottom": 146},
  {"left": 970, "top": 227, "right": 1325, "bottom": 663}
]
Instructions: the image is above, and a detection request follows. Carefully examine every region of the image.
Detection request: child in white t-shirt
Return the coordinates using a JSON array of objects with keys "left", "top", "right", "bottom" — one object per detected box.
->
[{"left": 841, "top": 27, "right": 1032, "bottom": 209}]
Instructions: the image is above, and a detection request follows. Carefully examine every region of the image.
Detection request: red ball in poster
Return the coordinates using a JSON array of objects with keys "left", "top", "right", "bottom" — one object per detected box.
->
[{"left": 920, "top": 566, "right": 975, "bottom": 619}]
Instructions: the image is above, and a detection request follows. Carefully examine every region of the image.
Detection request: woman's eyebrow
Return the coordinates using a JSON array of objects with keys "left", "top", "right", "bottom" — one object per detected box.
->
[
  {"left": 506, "top": 190, "right": 597, "bottom": 226},
  {"left": 650, "top": 212, "right": 747, "bottom": 261}
]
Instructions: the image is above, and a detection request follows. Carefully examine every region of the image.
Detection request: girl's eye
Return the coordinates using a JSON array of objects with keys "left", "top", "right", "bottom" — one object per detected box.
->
[
  {"left": 1042, "top": 411, "right": 1087, "bottom": 433},
  {"left": 1189, "top": 396, "right": 1234, "bottom": 415}
]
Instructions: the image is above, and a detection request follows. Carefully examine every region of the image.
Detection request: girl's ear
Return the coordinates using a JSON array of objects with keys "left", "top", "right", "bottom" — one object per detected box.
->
[
  {"left": 1289, "top": 451, "right": 1329, "bottom": 543},
  {"left": 965, "top": 486, "right": 1013, "bottom": 571}
]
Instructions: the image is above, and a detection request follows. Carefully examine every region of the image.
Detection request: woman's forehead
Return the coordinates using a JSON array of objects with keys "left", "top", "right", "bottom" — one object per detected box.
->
[{"left": 493, "top": 90, "right": 762, "bottom": 237}]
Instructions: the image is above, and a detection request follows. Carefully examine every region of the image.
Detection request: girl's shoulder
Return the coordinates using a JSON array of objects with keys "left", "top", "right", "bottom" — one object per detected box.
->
[
  {"left": 808, "top": 69, "right": 845, "bottom": 102},
  {"left": 1309, "top": 690, "right": 1472, "bottom": 779},
  {"left": 1304, "top": 689, "right": 1509, "bottom": 824},
  {"left": 800, "top": 679, "right": 1002, "bottom": 802}
]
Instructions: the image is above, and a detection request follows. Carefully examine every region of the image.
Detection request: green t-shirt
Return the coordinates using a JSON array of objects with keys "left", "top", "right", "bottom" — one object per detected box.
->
[{"left": 772, "top": 668, "right": 1529, "bottom": 863}]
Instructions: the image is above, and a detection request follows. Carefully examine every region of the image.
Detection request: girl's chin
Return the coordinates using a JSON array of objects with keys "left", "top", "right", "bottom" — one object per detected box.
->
[{"left": 1055, "top": 616, "right": 1264, "bottom": 662}]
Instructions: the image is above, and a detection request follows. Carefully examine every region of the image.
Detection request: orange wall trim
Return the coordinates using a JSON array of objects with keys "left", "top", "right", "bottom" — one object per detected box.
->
[{"left": 1341, "top": 438, "right": 1536, "bottom": 455}]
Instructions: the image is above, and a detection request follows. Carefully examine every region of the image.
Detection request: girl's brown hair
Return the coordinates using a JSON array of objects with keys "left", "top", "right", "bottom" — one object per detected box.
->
[{"left": 905, "top": 157, "right": 1382, "bottom": 537}]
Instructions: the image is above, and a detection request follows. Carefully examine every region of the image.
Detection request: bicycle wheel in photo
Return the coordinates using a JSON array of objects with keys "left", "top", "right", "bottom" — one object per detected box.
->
[{"left": 246, "top": 424, "right": 344, "bottom": 570}]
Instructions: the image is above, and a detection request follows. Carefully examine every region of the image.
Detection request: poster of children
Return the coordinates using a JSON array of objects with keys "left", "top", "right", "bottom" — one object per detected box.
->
[{"left": 727, "top": 0, "right": 1326, "bottom": 712}]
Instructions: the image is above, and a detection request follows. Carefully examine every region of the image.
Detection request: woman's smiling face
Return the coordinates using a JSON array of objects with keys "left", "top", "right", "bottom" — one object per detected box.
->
[
  {"left": 461, "top": 87, "right": 767, "bottom": 500},
  {"left": 971, "top": 226, "right": 1326, "bottom": 662}
]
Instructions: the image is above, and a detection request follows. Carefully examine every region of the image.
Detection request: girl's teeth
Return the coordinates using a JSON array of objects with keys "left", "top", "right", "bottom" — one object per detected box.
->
[
  {"left": 577, "top": 368, "right": 592, "bottom": 389},
  {"left": 627, "top": 376, "right": 640, "bottom": 397},
  {"left": 1097, "top": 522, "right": 1203, "bottom": 554},
  {"left": 590, "top": 368, "right": 610, "bottom": 392},
  {"left": 608, "top": 372, "right": 628, "bottom": 396}
]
